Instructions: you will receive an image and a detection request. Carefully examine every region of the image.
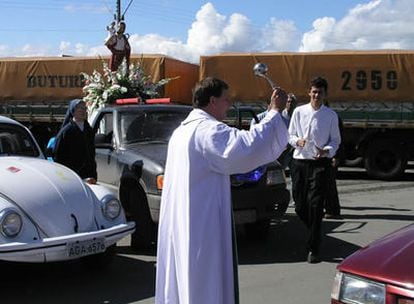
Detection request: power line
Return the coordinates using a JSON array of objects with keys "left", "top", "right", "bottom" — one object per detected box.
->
[
  {"left": 0, "top": 28, "right": 103, "bottom": 33},
  {"left": 122, "top": 0, "right": 134, "bottom": 17},
  {"left": 0, "top": 0, "right": 266, "bottom": 36},
  {"left": 0, "top": 0, "right": 111, "bottom": 12}
]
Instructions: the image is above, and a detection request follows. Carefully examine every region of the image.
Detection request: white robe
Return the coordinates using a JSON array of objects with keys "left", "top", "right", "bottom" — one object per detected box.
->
[{"left": 155, "top": 108, "right": 288, "bottom": 304}]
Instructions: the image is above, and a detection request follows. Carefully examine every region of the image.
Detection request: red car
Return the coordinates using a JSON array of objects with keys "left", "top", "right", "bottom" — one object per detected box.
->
[{"left": 331, "top": 223, "right": 414, "bottom": 304}]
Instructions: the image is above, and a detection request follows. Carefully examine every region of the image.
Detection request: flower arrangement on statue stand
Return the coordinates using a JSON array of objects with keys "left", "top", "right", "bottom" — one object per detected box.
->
[{"left": 81, "top": 58, "right": 176, "bottom": 117}]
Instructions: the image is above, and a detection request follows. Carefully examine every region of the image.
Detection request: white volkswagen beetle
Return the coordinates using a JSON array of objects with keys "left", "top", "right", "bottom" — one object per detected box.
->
[{"left": 0, "top": 116, "right": 135, "bottom": 263}]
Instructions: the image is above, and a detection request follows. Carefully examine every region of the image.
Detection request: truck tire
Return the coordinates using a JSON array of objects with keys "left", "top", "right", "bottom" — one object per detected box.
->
[
  {"left": 364, "top": 140, "right": 407, "bottom": 180},
  {"left": 128, "top": 187, "right": 156, "bottom": 251}
]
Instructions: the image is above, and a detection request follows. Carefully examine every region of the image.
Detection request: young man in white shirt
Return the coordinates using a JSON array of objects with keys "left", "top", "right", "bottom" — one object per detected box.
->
[{"left": 288, "top": 77, "right": 341, "bottom": 263}]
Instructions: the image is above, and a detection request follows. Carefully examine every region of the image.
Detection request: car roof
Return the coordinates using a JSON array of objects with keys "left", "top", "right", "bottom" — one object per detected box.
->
[
  {"left": 0, "top": 115, "right": 24, "bottom": 126},
  {"left": 232, "top": 103, "right": 267, "bottom": 110},
  {"left": 103, "top": 104, "right": 193, "bottom": 112}
]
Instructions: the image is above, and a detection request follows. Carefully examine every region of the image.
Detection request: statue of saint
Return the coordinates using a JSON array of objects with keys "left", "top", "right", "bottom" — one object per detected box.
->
[{"left": 105, "top": 20, "right": 131, "bottom": 72}]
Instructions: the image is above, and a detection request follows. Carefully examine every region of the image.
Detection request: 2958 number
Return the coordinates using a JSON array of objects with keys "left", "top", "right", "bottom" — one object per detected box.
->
[{"left": 341, "top": 70, "right": 398, "bottom": 91}]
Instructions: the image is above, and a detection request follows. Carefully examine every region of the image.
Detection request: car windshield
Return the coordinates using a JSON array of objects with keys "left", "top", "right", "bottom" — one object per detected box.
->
[
  {"left": 0, "top": 124, "right": 40, "bottom": 157},
  {"left": 119, "top": 109, "right": 190, "bottom": 144},
  {"left": 225, "top": 103, "right": 267, "bottom": 130}
]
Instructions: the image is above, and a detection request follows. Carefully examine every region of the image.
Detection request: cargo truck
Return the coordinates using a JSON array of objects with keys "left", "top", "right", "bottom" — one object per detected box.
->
[
  {"left": 0, "top": 55, "right": 198, "bottom": 148},
  {"left": 199, "top": 50, "right": 414, "bottom": 180}
]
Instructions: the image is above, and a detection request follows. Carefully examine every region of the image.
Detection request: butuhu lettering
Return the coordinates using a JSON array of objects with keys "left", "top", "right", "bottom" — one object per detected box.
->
[{"left": 26, "top": 74, "right": 85, "bottom": 88}]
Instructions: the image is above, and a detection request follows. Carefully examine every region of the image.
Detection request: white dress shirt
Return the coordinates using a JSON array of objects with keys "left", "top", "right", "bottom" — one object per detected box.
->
[{"left": 288, "top": 103, "right": 341, "bottom": 159}]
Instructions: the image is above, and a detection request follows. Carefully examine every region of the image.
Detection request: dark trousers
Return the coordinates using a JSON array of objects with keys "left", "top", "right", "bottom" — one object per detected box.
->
[
  {"left": 291, "top": 158, "right": 330, "bottom": 254},
  {"left": 324, "top": 165, "right": 341, "bottom": 215}
]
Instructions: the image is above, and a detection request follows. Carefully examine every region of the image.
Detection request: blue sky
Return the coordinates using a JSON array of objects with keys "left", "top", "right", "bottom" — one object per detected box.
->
[{"left": 1, "top": 0, "right": 413, "bottom": 63}]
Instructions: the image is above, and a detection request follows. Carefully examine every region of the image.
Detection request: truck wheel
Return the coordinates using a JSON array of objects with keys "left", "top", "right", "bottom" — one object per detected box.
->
[
  {"left": 129, "top": 187, "right": 156, "bottom": 251},
  {"left": 364, "top": 140, "right": 407, "bottom": 180},
  {"left": 244, "top": 219, "right": 270, "bottom": 240}
]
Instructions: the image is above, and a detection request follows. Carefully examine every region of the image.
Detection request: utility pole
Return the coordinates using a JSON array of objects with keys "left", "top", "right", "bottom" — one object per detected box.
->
[
  {"left": 116, "top": 0, "right": 121, "bottom": 23},
  {"left": 115, "top": 0, "right": 134, "bottom": 23}
]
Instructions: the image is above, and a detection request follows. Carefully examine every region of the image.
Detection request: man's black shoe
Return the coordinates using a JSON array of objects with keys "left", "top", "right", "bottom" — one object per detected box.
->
[{"left": 307, "top": 252, "right": 321, "bottom": 264}]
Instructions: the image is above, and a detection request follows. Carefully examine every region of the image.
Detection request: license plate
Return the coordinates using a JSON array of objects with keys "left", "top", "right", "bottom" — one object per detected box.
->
[{"left": 67, "top": 238, "right": 106, "bottom": 258}]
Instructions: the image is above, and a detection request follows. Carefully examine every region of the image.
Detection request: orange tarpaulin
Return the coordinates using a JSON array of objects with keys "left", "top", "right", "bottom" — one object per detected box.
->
[
  {"left": 199, "top": 50, "right": 414, "bottom": 104},
  {"left": 0, "top": 55, "right": 198, "bottom": 105}
]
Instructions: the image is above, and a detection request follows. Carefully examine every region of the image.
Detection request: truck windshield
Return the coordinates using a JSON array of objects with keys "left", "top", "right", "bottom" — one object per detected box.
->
[
  {"left": 119, "top": 110, "right": 189, "bottom": 144},
  {"left": 0, "top": 125, "right": 40, "bottom": 157}
]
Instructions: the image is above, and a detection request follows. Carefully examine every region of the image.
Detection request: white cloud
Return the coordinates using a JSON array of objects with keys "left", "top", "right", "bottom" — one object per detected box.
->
[
  {"left": 58, "top": 41, "right": 95, "bottom": 57},
  {"left": 59, "top": 41, "right": 71, "bottom": 55},
  {"left": 129, "top": 33, "right": 198, "bottom": 63},
  {"left": 186, "top": 3, "right": 228, "bottom": 55},
  {"left": 87, "top": 45, "right": 110, "bottom": 57},
  {"left": 85, "top": 3, "right": 299, "bottom": 63},
  {"left": 262, "top": 18, "right": 301, "bottom": 52},
  {"left": 186, "top": 4, "right": 259, "bottom": 54},
  {"left": 74, "top": 43, "right": 89, "bottom": 55},
  {"left": 0, "top": 45, "right": 9, "bottom": 56},
  {"left": 299, "top": 17, "right": 336, "bottom": 52},
  {"left": 221, "top": 13, "right": 257, "bottom": 52},
  {"left": 300, "top": 0, "right": 414, "bottom": 51},
  {"left": 4, "top": 0, "right": 414, "bottom": 62},
  {"left": 20, "top": 44, "right": 52, "bottom": 57}
]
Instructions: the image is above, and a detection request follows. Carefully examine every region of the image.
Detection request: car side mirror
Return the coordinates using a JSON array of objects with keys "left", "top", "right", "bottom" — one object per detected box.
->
[{"left": 45, "top": 137, "right": 56, "bottom": 161}]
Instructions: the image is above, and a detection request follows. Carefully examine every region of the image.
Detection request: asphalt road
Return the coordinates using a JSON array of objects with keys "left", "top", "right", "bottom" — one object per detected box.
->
[{"left": 2, "top": 166, "right": 414, "bottom": 304}]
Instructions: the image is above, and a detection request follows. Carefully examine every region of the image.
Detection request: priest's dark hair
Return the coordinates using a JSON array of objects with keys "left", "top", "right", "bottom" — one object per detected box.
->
[{"left": 192, "top": 77, "right": 229, "bottom": 108}]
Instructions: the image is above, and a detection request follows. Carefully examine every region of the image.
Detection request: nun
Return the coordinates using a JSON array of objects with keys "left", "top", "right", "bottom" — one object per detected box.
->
[{"left": 53, "top": 99, "right": 97, "bottom": 182}]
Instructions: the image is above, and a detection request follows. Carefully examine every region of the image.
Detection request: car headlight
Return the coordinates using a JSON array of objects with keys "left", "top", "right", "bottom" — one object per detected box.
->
[
  {"left": 266, "top": 169, "right": 285, "bottom": 186},
  {"left": 231, "top": 166, "right": 266, "bottom": 186},
  {"left": 0, "top": 209, "right": 23, "bottom": 238},
  {"left": 102, "top": 198, "right": 121, "bottom": 220},
  {"left": 332, "top": 271, "right": 385, "bottom": 304}
]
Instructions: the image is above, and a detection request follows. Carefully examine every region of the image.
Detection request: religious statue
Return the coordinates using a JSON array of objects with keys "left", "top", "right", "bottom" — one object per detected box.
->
[{"left": 105, "top": 20, "right": 131, "bottom": 72}]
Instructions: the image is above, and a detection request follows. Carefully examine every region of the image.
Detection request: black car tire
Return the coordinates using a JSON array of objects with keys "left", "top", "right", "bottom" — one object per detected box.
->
[
  {"left": 244, "top": 219, "right": 270, "bottom": 240},
  {"left": 129, "top": 187, "right": 156, "bottom": 251}
]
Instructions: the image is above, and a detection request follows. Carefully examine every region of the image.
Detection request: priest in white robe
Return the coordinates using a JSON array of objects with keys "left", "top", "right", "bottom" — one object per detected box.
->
[{"left": 155, "top": 77, "right": 289, "bottom": 304}]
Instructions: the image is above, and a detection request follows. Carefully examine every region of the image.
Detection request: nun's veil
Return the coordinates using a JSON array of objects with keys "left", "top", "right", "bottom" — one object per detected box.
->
[{"left": 60, "top": 99, "right": 84, "bottom": 129}]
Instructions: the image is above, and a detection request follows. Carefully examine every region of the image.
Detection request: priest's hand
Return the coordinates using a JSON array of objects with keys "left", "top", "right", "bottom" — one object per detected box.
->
[{"left": 269, "top": 88, "right": 287, "bottom": 113}]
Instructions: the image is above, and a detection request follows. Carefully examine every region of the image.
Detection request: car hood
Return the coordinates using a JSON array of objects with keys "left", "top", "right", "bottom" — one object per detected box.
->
[
  {"left": 339, "top": 223, "right": 414, "bottom": 289},
  {"left": 125, "top": 142, "right": 167, "bottom": 167},
  {"left": 0, "top": 157, "right": 97, "bottom": 237}
]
